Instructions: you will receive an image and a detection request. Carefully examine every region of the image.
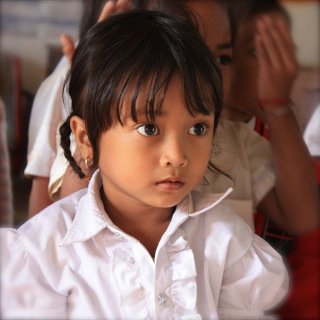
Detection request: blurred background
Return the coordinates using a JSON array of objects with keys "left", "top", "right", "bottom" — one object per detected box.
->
[{"left": 0, "top": 0, "right": 319, "bottom": 225}]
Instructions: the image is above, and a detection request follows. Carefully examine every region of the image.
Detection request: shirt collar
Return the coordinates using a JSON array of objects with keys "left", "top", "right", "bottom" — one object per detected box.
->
[
  {"left": 61, "top": 170, "right": 108, "bottom": 245},
  {"left": 61, "top": 170, "right": 233, "bottom": 245}
]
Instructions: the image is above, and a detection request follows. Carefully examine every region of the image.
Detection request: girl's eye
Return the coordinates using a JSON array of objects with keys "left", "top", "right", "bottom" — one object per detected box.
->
[
  {"left": 217, "top": 55, "right": 232, "bottom": 66},
  {"left": 137, "top": 123, "right": 159, "bottom": 136},
  {"left": 188, "top": 122, "right": 209, "bottom": 136}
]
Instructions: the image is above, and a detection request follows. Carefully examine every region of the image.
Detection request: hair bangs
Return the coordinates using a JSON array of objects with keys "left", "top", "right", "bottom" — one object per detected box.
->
[
  {"left": 118, "top": 56, "right": 175, "bottom": 124},
  {"left": 91, "top": 32, "right": 178, "bottom": 126}
]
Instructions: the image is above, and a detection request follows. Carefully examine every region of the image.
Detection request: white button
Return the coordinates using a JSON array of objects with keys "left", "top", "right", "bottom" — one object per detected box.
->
[
  {"left": 157, "top": 293, "right": 167, "bottom": 305},
  {"left": 128, "top": 257, "right": 135, "bottom": 265}
]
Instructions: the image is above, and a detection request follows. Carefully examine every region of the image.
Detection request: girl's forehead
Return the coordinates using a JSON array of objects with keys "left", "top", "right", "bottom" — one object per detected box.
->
[
  {"left": 121, "top": 74, "right": 183, "bottom": 110},
  {"left": 187, "top": 1, "right": 231, "bottom": 52},
  {"left": 119, "top": 74, "right": 213, "bottom": 122}
]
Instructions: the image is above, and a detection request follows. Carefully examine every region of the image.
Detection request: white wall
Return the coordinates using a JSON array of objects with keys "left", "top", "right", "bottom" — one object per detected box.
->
[
  {"left": 0, "top": 0, "right": 81, "bottom": 94},
  {"left": 282, "top": 0, "right": 320, "bottom": 68}
]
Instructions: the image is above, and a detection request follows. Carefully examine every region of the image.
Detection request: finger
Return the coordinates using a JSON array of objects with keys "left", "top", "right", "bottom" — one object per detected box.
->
[
  {"left": 60, "top": 33, "right": 76, "bottom": 64},
  {"left": 256, "top": 19, "right": 274, "bottom": 66},
  {"left": 275, "top": 17, "right": 298, "bottom": 72},
  {"left": 116, "top": 0, "right": 134, "bottom": 12},
  {"left": 275, "top": 16, "right": 292, "bottom": 44},
  {"left": 97, "top": 1, "right": 117, "bottom": 23},
  {"left": 259, "top": 16, "right": 296, "bottom": 70},
  {"left": 257, "top": 17, "right": 286, "bottom": 69},
  {"left": 255, "top": 31, "right": 270, "bottom": 66},
  {"left": 269, "top": 16, "right": 297, "bottom": 74},
  {"left": 98, "top": 0, "right": 134, "bottom": 23}
]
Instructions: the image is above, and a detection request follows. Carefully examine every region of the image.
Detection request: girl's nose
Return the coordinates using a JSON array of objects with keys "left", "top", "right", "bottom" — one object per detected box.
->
[{"left": 159, "top": 136, "right": 188, "bottom": 168}]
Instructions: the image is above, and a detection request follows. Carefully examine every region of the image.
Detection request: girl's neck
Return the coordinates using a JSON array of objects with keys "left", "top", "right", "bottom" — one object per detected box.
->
[{"left": 100, "top": 189, "right": 174, "bottom": 257}]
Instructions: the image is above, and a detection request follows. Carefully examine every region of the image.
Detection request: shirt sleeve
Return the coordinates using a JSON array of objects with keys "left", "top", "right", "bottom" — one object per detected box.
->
[
  {"left": 24, "top": 60, "right": 69, "bottom": 178},
  {"left": 217, "top": 234, "right": 289, "bottom": 319},
  {"left": 0, "top": 228, "right": 67, "bottom": 319},
  {"left": 303, "top": 104, "right": 320, "bottom": 157}
]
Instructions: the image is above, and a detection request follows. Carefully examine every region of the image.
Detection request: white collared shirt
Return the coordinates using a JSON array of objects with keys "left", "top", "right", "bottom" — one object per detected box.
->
[
  {"left": 1, "top": 171, "right": 288, "bottom": 319},
  {"left": 24, "top": 57, "right": 70, "bottom": 179}
]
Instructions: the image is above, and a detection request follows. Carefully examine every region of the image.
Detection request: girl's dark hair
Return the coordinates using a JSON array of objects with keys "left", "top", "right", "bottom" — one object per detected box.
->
[{"left": 60, "top": 10, "right": 222, "bottom": 178}]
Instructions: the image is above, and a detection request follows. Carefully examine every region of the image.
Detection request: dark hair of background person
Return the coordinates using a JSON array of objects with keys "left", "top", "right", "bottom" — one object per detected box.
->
[
  {"left": 79, "top": 0, "right": 146, "bottom": 40},
  {"left": 60, "top": 10, "right": 223, "bottom": 178},
  {"left": 227, "top": 0, "right": 291, "bottom": 29},
  {"left": 136, "top": 0, "right": 237, "bottom": 43},
  {"left": 78, "top": 0, "right": 107, "bottom": 40}
]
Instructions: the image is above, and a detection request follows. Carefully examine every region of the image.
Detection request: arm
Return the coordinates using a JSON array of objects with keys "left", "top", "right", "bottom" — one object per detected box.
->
[
  {"left": 218, "top": 234, "right": 289, "bottom": 319},
  {"left": 28, "top": 177, "right": 53, "bottom": 217},
  {"left": 0, "top": 229, "right": 67, "bottom": 318},
  {"left": 255, "top": 15, "right": 320, "bottom": 234}
]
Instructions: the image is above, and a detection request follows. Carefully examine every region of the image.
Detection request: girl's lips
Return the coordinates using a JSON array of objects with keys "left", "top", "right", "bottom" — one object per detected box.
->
[{"left": 156, "top": 179, "right": 184, "bottom": 190}]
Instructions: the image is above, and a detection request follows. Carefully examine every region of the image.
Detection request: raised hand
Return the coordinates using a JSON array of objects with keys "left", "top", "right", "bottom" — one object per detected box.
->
[
  {"left": 98, "top": 0, "right": 134, "bottom": 23},
  {"left": 60, "top": 33, "right": 75, "bottom": 64},
  {"left": 255, "top": 14, "right": 298, "bottom": 110}
]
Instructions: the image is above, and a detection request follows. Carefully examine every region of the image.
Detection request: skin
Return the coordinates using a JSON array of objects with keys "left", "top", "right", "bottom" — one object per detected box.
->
[
  {"left": 28, "top": 177, "right": 53, "bottom": 217},
  {"left": 71, "top": 76, "right": 214, "bottom": 257},
  {"left": 61, "top": 0, "right": 320, "bottom": 234}
]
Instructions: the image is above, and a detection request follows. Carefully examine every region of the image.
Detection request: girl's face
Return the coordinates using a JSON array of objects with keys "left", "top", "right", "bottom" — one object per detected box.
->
[
  {"left": 187, "top": 0, "right": 232, "bottom": 102},
  {"left": 97, "top": 75, "right": 214, "bottom": 212},
  {"left": 227, "top": 17, "right": 259, "bottom": 112}
]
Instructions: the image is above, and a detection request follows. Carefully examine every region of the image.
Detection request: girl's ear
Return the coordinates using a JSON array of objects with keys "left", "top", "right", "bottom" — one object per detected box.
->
[{"left": 70, "top": 116, "right": 93, "bottom": 161}]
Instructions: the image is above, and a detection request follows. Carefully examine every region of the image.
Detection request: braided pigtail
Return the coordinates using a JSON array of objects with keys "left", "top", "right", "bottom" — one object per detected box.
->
[{"left": 59, "top": 115, "right": 85, "bottom": 179}]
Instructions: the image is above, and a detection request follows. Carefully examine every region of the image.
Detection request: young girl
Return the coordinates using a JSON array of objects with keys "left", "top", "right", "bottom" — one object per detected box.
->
[{"left": 1, "top": 10, "right": 288, "bottom": 319}]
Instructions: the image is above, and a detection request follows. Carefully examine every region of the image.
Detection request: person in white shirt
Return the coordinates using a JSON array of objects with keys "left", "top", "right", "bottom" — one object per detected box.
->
[{"left": 0, "top": 11, "right": 288, "bottom": 319}]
